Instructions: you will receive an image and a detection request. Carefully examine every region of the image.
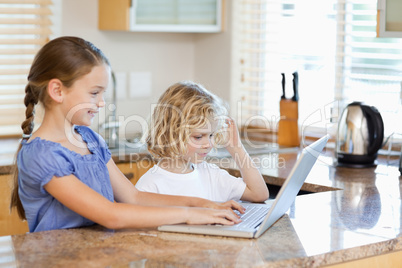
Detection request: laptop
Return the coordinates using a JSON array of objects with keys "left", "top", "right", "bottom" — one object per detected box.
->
[{"left": 158, "top": 134, "right": 330, "bottom": 238}]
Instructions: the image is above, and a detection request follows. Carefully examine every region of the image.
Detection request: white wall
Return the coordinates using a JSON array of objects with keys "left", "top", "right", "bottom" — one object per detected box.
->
[
  {"left": 193, "top": 5, "right": 233, "bottom": 108},
  {"left": 58, "top": 0, "right": 233, "bottom": 135}
]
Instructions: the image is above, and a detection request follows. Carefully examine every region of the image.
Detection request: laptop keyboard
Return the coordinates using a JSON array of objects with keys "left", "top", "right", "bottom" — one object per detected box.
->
[{"left": 235, "top": 205, "right": 270, "bottom": 229}]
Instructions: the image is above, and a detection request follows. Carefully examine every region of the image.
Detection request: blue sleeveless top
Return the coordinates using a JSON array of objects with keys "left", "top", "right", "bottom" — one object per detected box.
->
[{"left": 17, "top": 126, "right": 113, "bottom": 232}]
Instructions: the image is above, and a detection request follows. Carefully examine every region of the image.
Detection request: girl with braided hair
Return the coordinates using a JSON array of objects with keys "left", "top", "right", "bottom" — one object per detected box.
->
[{"left": 10, "top": 36, "right": 243, "bottom": 232}]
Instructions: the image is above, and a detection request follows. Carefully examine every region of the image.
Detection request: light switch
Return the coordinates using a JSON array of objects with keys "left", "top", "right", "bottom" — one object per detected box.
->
[{"left": 129, "top": 72, "right": 152, "bottom": 98}]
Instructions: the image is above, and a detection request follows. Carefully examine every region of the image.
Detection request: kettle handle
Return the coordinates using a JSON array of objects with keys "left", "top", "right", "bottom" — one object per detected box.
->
[{"left": 361, "top": 105, "right": 384, "bottom": 155}]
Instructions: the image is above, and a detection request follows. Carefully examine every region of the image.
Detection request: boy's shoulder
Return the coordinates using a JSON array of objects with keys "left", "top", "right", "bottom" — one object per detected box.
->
[
  {"left": 139, "top": 165, "right": 163, "bottom": 178},
  {"left": 196, "top": 162, "right": 226, "bottom": 175},
  {"left": 197, "top": 161, "right": 220, "bottom": 169}
]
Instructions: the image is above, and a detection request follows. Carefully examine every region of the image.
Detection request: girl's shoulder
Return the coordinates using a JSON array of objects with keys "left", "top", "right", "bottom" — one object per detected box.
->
[
  {"left": 19, "top": 126, "right": 99, "bottom": 161},
  {"left": 21, "top": 136, "right": 63, "bottom": 152},
  {"left": 19, "top": 137, "right": 75, "bottom": 181},
  {"left": 21, "top": 126, "right": 110, "bottom": 163},
  {"left": 20, "top": 136, "right": 75, "bottom": 165},
  {"left": 75, "top": 126, "right": 108, "bottom": 150},
  {"left": 75, "top": 125, "right": 99, "bottom": 141}
]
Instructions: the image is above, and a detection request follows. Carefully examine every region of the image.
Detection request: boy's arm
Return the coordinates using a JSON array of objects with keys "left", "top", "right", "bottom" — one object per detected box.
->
[
  {"left": 106, "top": 159, "right": 246, "bottom": 213},
  {"left": 224, "top": 118, "right": 270, "bottom": 202}
]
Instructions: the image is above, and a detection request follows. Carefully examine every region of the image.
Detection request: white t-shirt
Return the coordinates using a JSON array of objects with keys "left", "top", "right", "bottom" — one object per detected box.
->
[{"left": 135, "top": 162, "right": 247, "bottom": 202}]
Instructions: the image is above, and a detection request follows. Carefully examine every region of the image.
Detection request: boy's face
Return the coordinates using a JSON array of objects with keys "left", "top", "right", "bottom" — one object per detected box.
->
[{"left": 183, "top": 118, "right": 218, "bottom": 164}]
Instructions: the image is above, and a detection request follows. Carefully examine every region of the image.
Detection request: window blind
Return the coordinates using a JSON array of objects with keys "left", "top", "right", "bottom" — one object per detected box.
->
[
  {"left": 234, "top": 0, "right": 402, "bottom": 138},
  {"left": 335, "top": 0, "right": 402, "bottom": 136},
  {"left": 0, "top": 0, "right": 52, "bottom": 137}
]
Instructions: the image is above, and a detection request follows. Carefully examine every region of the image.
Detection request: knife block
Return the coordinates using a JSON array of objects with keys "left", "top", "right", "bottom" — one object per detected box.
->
[{"left": 278, "top": 99, "right": 300, "bottom": 146}]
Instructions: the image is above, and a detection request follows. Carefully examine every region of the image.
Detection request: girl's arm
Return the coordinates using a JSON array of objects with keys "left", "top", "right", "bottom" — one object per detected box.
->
[
  {"left": 224, "top": 118, "right": 270, "bottom": 202},
  {"left": 106, "top": 159, "right": 245, "bottom": 213},
  {"left": 44, "top": 173, "right": 242, "bottom": 230}
]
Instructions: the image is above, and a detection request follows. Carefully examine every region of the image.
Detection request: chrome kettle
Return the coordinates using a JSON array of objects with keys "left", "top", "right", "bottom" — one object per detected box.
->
[{"left": 336, "top": 102, "right": 384, "bottom": 168}]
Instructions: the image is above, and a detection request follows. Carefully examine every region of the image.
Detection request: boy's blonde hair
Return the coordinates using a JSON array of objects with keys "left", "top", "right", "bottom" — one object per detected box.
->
[{"left": 147, "top": 81, "right": 228, "bottom": 159}]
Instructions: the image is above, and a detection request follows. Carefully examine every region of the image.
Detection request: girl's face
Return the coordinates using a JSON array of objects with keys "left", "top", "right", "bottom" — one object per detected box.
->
[
  {"left": 62, "top": 64, "right": 110, "bottom": 126},
  {"left": 183, "top": 119, "right": 218, "bottom": 164}
]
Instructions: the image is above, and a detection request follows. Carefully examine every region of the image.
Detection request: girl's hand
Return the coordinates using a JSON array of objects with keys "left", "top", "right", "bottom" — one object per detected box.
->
[
  {"left": 185, "top": 207, "right": 242, "bottom": 225},
  {"left": 199, "top": 199, "right": 246, "bottom": 215}
]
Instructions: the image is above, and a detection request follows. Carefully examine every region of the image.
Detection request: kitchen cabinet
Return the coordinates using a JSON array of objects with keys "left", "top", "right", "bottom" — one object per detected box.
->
[
  {"left": 377, "top": 0, "right": 402, "bottom": 37},
  {"left": 98, "top": 0, "right": 223, "bottom": 32},
  {"left": 0, "top": 174, "right": 29, "bottom": 236},
  {"left": 327, "top": 250, "right": 402, "bottom": 268}
]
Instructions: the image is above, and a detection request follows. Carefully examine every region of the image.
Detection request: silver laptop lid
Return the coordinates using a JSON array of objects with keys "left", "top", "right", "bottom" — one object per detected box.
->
[{"left": 254, "top": 134, "right": 329, "bottom": 237}]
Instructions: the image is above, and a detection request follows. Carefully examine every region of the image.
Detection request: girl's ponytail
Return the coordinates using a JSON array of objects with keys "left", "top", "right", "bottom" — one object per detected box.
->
[
  {"left": 21, "top": 84, "right": 38, "bottom": 138},
  {"left": 10, "top": 83, "right": 38, "bottom": 220},
  {"left": 10, "top": 84, "right": 39, "bottom": 220}
]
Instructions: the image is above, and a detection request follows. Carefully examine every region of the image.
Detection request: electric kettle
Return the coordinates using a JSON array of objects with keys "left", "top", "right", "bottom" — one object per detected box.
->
[{"left": 336, "top": 102, "right": 384, "bottom": 168}]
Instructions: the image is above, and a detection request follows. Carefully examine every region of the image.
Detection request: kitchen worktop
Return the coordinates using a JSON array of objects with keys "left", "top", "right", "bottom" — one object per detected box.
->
[{"left": 0, "top": 139, "right": 401, "bottom": 267}]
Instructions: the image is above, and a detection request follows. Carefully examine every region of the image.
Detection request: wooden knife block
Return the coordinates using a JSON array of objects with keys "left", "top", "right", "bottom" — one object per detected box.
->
[{"left": 278, "top": 99, "right": 300, "bottom": 146}]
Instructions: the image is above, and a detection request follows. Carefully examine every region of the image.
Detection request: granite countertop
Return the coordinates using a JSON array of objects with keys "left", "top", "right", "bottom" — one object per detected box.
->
[{"left": 1, "top": 139, "right": 402, "bottom": 267}]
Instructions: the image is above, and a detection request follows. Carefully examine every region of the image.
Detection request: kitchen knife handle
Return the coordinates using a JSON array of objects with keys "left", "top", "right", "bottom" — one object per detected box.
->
[
  {"left": 292, "top": 71, "right": 299, "bottom": 101},
  {"left": 281, "top": 73, "right": 286, "bottom": 99}
]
